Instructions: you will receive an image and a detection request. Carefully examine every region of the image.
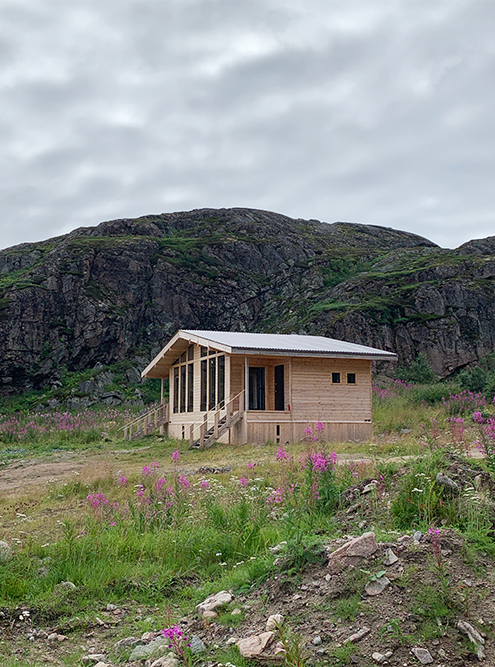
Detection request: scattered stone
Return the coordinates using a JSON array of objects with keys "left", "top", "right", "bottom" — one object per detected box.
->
[
  {"left": 236, "top": 632, "right": 285, "bottom": 661},
  {"left": 93, "top": 663, "right": 111, "bottom": 667},
  {"left": 55, "top": 580, "right": 77, "bottom": 591},
  {"left": 129, "top": 637, "right": 170, "bottom": 661},
  {"left": 436, "top": 473, "right": 460, "bottom": 495},
  {"left": 266, "top": 614, "right": 284, "bottom": 631},
  {"left": 195, "top": 591, "right": 233, "bottom": 615},
  {"left": 0, "top": 541, "right": 12, "bottom": 563},
  {"left": 106, "top": 603, "right": 117, "bottom": 611},
  {"left": 149, "top": 653, "right": 180, "bottom": 667},
  {"left": 384, "top": 548, "right": 399, "bottom": 566},
  {"left": 114, "top": 636, "right": 141, "bottom": 651},
  {"left": 365, "top": 576, "right": 391, "bottom": 596},
  {"left": 327, "top": 532, "right": 378, "bottom": 573},
  {"left": 141, "top": 632, "right": 154, "bottom": 641},
  {"left": 189, "top": 635, "right": 206, "bottom": 654},
  {"left": 345, "top": 627, "right": 371, "bottom": 643},
  {"left": 231, "top": 608, "right": 242, "bottom": 615},
  {"left": 47, "top": 632, "right": 67, "bottom": 643},
  {"left": 226, "top": 637, "right": 238, "bottom": 645},
  {"left": 81, "top": 655, "right": 107, "bottom": 666},
  {"left": 312, "top": 636, "right": 322, "bottom": 646},
  {"left": 413, "top": 531, "right": 422, "bottom": 543},
  {"left": 202, "top": 611, "right": 218, "bottom": 619},
  {"left": 411, "top": 647, "right": 434, "bottom": 664},
  {"left": 438, "top": 649, "right": 447, "bottom": 658},
  {"left": 372, "top": 653, "right": 388, "bottom": 664},
  {"left": 362, "top": 483, "right": 377, "bottom": 494},
  {"left": 269, "top": 542, "right": 287, "bottom": 554},
  {"left": 457, "top": 620, "right": 486, "bottom": 659}
]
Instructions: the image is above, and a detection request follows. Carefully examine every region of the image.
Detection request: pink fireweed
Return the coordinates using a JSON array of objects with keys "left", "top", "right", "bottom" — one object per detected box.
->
[
  {"left": 161, "top": 625, "right": 190, "bottom": 657},
  {"left": 200, "top": 480, "right": 210, "bottom": 489},
  {"left": 276, "top": 446, "right": 288, "bottom": 461},
  {"left": 267, "top": 487, "right": 284, "bottom": 504},
  {"left": 151, "top": 461, "right": 160, "bottom": 469},
  {"left": 87, "top": 493, "right": 109, "bottom": 508},
  {"left": 171, "top": 450, "right": 180, "bottom": 462},
  {"left": 142, "top": 466, "right": 152, "bottom": 476},
  {"left": 178, "top": 474, "right": 190, "bottom": 489},
  {"left": 247, "top": 461, "right": 255, "bottom": 469},
  {"left": 239, "top": 477, "right": 248, "bottom": 487},
  {"left": 118, "top": 475, "right": 128, "bottom": 486}
]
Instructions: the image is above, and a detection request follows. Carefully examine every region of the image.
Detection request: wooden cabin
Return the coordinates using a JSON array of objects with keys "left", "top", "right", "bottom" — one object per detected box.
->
[{"left": 125, "top": 330, "right": 396, "bottom": 446}]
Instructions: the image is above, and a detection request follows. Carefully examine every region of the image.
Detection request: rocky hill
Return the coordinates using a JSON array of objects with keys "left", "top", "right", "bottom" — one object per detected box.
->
[{"left": 1, "top": 207, "right": 494, "bottom": 395}]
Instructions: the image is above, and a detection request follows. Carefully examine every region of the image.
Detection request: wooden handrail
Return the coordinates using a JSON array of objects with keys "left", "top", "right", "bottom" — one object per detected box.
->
[
  {"left": 119, "top": 400, "right": 168, "bottom": 431},
  {"left": 188, "top": 390, "right": 245, "bottom": 443}
]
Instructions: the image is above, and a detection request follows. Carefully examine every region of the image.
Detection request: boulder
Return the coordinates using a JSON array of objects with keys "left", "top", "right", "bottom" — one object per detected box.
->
[
  {"left": 236, "top": 631, "right": 285, "bottom": 662},
  {"left": 328, "top": 532, "right": 378, "bottom": 573},
  {"left": 195, "top": 590, "right": 232, "bottom": 615}
]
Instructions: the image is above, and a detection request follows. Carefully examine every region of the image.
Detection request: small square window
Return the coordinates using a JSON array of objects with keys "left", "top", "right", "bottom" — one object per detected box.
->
[
  {"left": 332, "top": 372, "right": 341, "bottom": 384},
  {"left": 188, "top": 344, "right": 194, "bottom": 361},
  {"left": 347, "top": 373, "right": 356, "bottom": 384},
  {"left": 200, "top": 346, "right": 207, "bottom": 357}
]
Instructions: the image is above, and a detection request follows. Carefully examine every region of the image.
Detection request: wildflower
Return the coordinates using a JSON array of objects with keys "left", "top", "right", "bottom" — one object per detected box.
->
[
  {"left": 178, "top": 474, "right": 190, "bottom": 488},
  {"left": 315, "top": 421, "right": 324, "bottom": 433},
  {"left": 151, "top": 461, "right": 160, "bottom": 468},
  {"left": 118, "top": 475, "right": 128, "bottom": 486},
  {"left": 267, "top": 487, "right": 284, "bottom": 504},
  {"left": 142, "top": 466, "right": 151, "bottom": 476},
  {"left": 171, "top": 450, "right": 180, "bottom": 462},
  {"left": 239, "top": 477, "right": 248, "bottom": 487},
  {"left": 200, "top": 480, "right": 210, "bottom": 489},
  {"left": 276, "top": 446, "right": 288, "bottom": 460},
  {"left": 247, "top": 461, "right": 255, "bottom": 469}
]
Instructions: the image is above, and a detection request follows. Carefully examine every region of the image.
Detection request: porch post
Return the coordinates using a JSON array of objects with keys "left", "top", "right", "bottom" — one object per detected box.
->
[
  {"left": 160, "top": 378, "right": 164, "bottom": 403},
  {"left": 243, "top": 357, "right": 249, "bottom": 444}
]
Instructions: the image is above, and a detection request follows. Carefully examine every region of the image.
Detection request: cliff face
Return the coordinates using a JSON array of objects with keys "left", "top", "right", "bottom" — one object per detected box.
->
[{"left": 0, "top": 207, "right": 494, "bottom": 394}]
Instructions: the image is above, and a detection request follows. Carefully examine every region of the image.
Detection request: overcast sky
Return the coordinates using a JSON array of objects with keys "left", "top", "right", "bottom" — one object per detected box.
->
[{"left": 1, "top": 0, "right": 494, "bottom": 251}]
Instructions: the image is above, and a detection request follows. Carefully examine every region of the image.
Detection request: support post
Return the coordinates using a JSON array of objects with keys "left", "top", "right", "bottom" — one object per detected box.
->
[
  {"left": 214, "top": 411, "right": 219, "bottom": 439},
  {"left": 161, "top": 377, "right": 164, "bottom": 403},
  {"left": 190, "top": 424, "right": 194, "bottom": 447}
]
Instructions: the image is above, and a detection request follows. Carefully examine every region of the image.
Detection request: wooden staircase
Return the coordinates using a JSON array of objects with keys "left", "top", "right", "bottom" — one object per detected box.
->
[
  {"left": 122, "top": 401, "right": 169, "bottom": 441},
  {"left": 189, "top": 390, "right": 245, "bottom": 450}
]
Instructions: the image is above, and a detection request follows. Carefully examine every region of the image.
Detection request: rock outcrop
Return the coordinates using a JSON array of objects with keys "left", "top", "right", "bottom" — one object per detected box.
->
[{"left": 0, "top": 207, "right": 494, "bottom": 394}]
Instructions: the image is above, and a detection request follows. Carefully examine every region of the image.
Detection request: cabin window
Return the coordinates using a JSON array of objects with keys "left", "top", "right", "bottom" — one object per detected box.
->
[
  {"left": 209, "top": 349, "right": 216, "bottom": 355},
  {"left": 218, "top": 355, "right": 225, "bottom": 407},
  {"left": 274, "top": 365, "right": 284, "bottom": 411},
  {"left": 332, "top": 372, "right": 341, "bottom": 384},
  {"left": 200, "top": 346, "right": 207, "bottom": 357},
  {"left": 200, "top": 360, "right": 207, "bottom": 411},
  {"left": 173, "top": 367, "right": 179, "bottom": 413},
  {"left": 188, "top": 344, "right": 194, "bottom": 361},
  {"left": 209, "top": 357, "right": 216, "bottom": 409},
  {"left": 187, "top": 363, "right": 194, "bottom": 411},
  {"left": 249, "top": 367, "right": 266, "bottom": 410},
  {"left": 180, "top": 365, "right": 186, "bottom": 412},
  {"left": 173, "top": 358, "right": 179, "bottom": 366},
  {"left": 347, "top": 373, "right": 356, "bottom": 384},
  {"left": 180, "top": 351, "right": 186, "bottom": 364}
]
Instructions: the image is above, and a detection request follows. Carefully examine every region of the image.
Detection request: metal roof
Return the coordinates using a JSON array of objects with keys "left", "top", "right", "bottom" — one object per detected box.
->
[
  {"left": 142, "top": 329, "right": 397, "bottom": 378},
  {"left": 182, "top": 330, "right": 397, "bottom": 357}
]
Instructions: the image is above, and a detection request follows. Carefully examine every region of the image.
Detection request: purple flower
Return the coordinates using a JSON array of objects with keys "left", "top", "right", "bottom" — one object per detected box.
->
[
  {"left": 118, "top": 475, "right": 128, "bottom": 486},
  {"left": 178, "top": 474, "right": 190, "bottom": 489},
  {"left": 200, "top": 480, "right": 209, "bottom": 489},
  {"left": 276, "top": 446, "right": 288, "bottom": 461},
  {"left": 171, "top": 450, "right": 180, "bottom": 462},
  {"left": 239, "top": 477, "right": 248, "bottom": 487},
  {"left": 247, "top": 461, "right": 255, "bottom": 469},
  {"left": 151, "top": 461, "right": 160, "bottom": 469},
  {"left": 142, "top": 466, "right": 151, "bottom": 476}
]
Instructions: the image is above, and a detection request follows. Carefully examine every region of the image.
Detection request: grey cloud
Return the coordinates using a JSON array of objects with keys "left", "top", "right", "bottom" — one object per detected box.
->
[{"left": 0, "top": 0, "right": 494, "bottom": 250}]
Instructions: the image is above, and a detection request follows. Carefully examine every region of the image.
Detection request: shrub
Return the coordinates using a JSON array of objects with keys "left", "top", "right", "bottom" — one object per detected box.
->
[{"left": 397, "top": 353, "right": 438, "bottom": 384}]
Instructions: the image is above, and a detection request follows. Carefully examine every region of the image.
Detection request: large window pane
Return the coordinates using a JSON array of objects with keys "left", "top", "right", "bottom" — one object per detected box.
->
[
  {"left": 180, "top": 365, "right": 186, "bottom": 412},
  {"left": 187, "top": 363, "right": 194, "bottom": 412},
  {"left": 249, "top": 367, "right": 265, "bottom": 410},
  {"left": 201, "top": 360, "right": 207, "bottom": 411},
  {"left": 218, "top": 355, "right": 225, "bottom": 406},
  {"left": 209, "top": 358, "right": 216, "bottom": 409},
  {"left": 173, "top": 367, "right": 179, "bottom": 413}
]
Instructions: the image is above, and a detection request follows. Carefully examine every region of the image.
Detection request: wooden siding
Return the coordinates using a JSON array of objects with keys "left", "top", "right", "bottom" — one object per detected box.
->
[{"left": 290, "top": 357, "right": 372, "bottom": 422}]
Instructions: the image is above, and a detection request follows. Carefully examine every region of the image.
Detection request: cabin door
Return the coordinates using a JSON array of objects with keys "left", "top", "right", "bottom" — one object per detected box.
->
[
  {"left": 274, "top": 364, "right": 284, "bottom": 411},
  {"left": 249, "top": 367, "right": 265, "bottom": 410}
]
